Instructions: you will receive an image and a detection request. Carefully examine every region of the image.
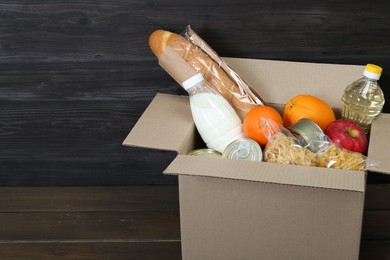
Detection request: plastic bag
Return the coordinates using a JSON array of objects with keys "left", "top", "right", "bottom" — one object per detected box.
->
[
  {"left": 261, "top": 118, "right": 379, "bottom": 171},
  {"left": 261, "top": 119, "right": 318, "bottom": 167},
  {"left": 182, "top": 25, "right": 265, "bottom": 120}
]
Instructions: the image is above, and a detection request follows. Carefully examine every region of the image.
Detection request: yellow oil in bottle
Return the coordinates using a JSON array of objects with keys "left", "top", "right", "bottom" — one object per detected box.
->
[{"left": 341, "top": 64, "right": 385, "bottom": 134}]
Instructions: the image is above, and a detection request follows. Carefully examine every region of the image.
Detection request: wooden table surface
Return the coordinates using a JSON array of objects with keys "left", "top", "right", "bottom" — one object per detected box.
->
[
  {"left": 0, "top": 185, "right": 388, "bottom": 259},
  {"left": 0, "top": 0, "right": 389, "bottom": 259}
]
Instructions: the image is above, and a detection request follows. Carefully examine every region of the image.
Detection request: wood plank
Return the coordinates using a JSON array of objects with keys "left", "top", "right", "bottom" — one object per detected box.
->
[
  {"left": 0, "top": 0, "right": 389, "bottom": 187},
  {"left": 0, "top": 1, "right": 388, "bottom": 258},
  {"left": 360, "top": 241, "right": 390, "bottom": 260},
  {"left": 0, "top": 241, "right": 388, "bottom": 260},
  {"left": 365, "top": 184, "right": 390, "bottom": 210},
  {"left": 0, "top": 186, "right": 179, "bottom": 212},
  {"left": 367, "top": 172, "right": 390, "bottom": 185},
  {"left": 0, "top": 1, "right": 389, "bottom": 65},
  {"left": 0, "top": 185, "right": 387, "bottom": 212},
  {"left": 0, "top": 210, "right": 386, "bottom": 242},
  {"left": 362, "top": 211, "right": 390, "bottom": 241},
  {"left": 0, "top": 60, "right": 180, "bottom": 101},
  {"left": 0, "top": 242, "right": 181, "bottom": 260},
  {"left": 0, "top": 100, "right": 179, "bottom": 186},
  {"left": 0, "top": 211, "right": 180, "bottom": 241}
]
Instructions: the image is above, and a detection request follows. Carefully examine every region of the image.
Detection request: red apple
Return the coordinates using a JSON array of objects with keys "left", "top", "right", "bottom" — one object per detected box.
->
[{"left": 324, "top": 119, "right": 368, "bottom": 154}]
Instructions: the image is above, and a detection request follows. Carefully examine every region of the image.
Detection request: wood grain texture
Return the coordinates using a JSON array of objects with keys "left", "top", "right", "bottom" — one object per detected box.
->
[
  {"left": 0, "top": 186, "right": 181, "bottom": 259},
  {"left": 0, "top": 211, "right": 180, "bottom": 241},
  {"left": 0, "top": 185, "right": 386, "bottom": 212},
  {"left": 0, "top": 242, "right": 182, "bottom": 260},
  {"left": 364, "top": 184, "right": 390, "bottom": 210},
  {"left": 0, "top": 186, "right": 179, "bottom": 212},
  {"left": 360, "top": 241, "right": 390, "bottom": 260},
  {"left": 362, "top": 211, "right": 390, "bottom": 241},
  {"left": 0, "top": 1, "right": 389, "bottom": 258},
  {"left": 0, "top": 0, "right": 390, "bottom": 186},
  {"left": 0, "top": 241, "right": 386, "bottom": 260},
  {"left": 0, "top": 186, "right": 387, "bottom": 259},
  {"left": 0, "top": 186, "right": 387, "bottom": 242}
]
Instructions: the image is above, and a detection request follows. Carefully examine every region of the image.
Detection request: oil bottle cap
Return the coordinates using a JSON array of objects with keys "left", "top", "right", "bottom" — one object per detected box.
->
[
  {"left": 363, "top": 64, "right": 382, "bottom": 80},
  {"left": 182, "top": 73, "right": 204, "bottom": 90}
]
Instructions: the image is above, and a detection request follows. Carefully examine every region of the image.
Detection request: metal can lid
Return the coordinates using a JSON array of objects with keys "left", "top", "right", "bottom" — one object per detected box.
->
[
  {"left": 186, "top": 148, "right": 222, "bottom": 158},
  {"left": 222, "top": 138, "right": 263, "bottom": 161}
]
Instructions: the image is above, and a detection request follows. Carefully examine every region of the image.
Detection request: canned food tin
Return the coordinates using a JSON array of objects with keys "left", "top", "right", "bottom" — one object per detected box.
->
[
  {"left": 222, "top": 138, "right": 262, "bottom": 161},
  {"left": 186, "top": 148, "right": 222, "bottom": 158},
  {"left": 288, "top": 118, "right": 325, "bottom": 151}
]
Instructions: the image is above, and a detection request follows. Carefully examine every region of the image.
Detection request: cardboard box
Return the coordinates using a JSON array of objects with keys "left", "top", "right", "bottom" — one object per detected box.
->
[{"left": 123, "top": 57, "right": 390, "bottom": 260}]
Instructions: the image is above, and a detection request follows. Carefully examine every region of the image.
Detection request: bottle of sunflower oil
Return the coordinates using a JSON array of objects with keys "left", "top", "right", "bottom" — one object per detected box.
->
[{"left": 341, "top": 64, "right": 385, "bottom": 134}]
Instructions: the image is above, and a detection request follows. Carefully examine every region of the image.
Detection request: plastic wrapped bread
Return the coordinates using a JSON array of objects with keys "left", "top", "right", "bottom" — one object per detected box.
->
[{"left": 149, "top": 26, "right": 264, "bottom": 120}]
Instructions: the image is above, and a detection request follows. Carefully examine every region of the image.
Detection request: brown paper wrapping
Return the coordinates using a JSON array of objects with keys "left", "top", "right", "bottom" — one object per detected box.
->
[
  {"left": 159, "top": 46, "right": 198, "bottom": 86},
  {"left": 184, "top": 25, "right": 265, "bottom": 106}
]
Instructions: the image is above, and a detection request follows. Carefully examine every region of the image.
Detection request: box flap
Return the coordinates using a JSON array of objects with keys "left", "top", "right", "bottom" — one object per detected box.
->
[
  {"left": 122, "top": 93, "right": 195, "bottom": 153},
  {"left": 164, "top": 155, "right": 365, "bottom": 192},
  {"left": 367, "top": 113, "right": 390, "bottom": 175},
  {"left": 223, "top": 57, "right": 364, "bottom": 109}
]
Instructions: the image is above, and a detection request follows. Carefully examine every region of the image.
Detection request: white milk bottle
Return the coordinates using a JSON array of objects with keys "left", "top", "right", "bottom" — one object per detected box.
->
[{"left": 182, "top": 73, "right": 244, "bottom": 153}]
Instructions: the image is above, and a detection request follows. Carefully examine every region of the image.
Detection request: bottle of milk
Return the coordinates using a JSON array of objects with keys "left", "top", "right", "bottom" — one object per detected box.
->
[{"left": 182, "top": 73, "right": 244, "bottom": 153}]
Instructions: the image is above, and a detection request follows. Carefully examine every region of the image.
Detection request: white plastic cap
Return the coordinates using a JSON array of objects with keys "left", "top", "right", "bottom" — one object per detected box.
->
[
  {"left": 363, "top": 64, "right": 382, "bottom": 80},
  {"left": 363, "top": 70, "right": 381, "bottom": 80},
  {"left": 182, "top": 73, "right": 204, "bottom": 90}
]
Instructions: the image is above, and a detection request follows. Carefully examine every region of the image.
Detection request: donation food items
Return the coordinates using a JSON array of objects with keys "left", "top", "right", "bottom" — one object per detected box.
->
[
  {"left": 149, "top": 27, "right": 380, "bottom": 171},
  {"left": 317, "top": 144, "right": 366, "bottom": 171},
  {"left": 263, "top": 132, "right": 318, "bottom": 167},
  {"left": 260, "top": 117, "right": 368, "bottom": 171},
  {"left": 149, "top": 28, "right": 263, "bottom": 120},
  {"left": 230, "top": 94, "right": 374, "bottom": 171},
  {"left": 243, "top": 106, "right": 284, "bottom": 147},
  {"left": 341, "top": 64, "right": 385, "bottom": 134},
  {"left": 182, "top": 73, "right": 244, "bottom": 153},
  {"left": 325, "top": 119, "right": 368, "bottom": 154},
  {"left": 283, "top": 94, "right": 336, "bottom": 130}
]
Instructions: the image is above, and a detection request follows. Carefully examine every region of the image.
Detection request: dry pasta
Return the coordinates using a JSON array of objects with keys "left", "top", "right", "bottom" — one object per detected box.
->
[
  {"left": 264, "top": 133, "right": 318, "bottom": 166},
  {"left": 317, "top": 144, "right": 365, "bottom": 171}
]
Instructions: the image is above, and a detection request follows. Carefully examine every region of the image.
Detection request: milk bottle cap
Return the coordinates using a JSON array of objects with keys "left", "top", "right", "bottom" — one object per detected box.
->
[
  {"left": 363, "top": 64, "right": 382, "bottom": 80},
  {"left": 182, "top": 73, "right": 204, "bottom": 90}
]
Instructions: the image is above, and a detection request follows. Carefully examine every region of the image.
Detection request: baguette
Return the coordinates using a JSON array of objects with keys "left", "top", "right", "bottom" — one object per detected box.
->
[{"left": 149, "top": 29, "right": 257, "bottom": 120}]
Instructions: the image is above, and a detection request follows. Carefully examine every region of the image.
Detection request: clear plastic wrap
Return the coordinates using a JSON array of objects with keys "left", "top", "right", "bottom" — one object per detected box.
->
[
  {"left": 181, "top": 25, "right": 265, "bottom": 120},
  {"left": 261, "top": 118, "right": 379, "bottom": 171},
  {"left": 262, "top": 119, "right": 318, "bottom": 167},
  {"left": 316, "top": 144, "right": 367, "bottom": 171}
]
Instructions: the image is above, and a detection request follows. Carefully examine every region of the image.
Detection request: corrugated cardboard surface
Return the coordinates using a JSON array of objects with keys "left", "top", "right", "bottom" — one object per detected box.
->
[
  {"left": 165, "top": 155, "right": 365, "bottom": 192},
  {"left": 122, "top": 93, "right": 194, "bottom": 153},
  {"left": 123, "top": 57, "right": 390, "bottom": 260},
  {"left": 179, "top": 175, "right": 364, "bottom": 260},
  {"left": 367, "top": 113, "right": 390, "bottom": 175},
  {"left": 224, "top": 57, "right": 364, "bottom": 108}
]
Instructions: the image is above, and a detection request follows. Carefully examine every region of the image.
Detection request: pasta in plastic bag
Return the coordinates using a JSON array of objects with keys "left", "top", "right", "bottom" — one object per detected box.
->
[
  {"left": 261, "top": 118, "right": 379, "bottom": 171},
  {"left": 261, "top": 119, "right": 318, "bottom": 167},
  {"left": 264, "top": 132, "right": 318, "bottom": 166}
]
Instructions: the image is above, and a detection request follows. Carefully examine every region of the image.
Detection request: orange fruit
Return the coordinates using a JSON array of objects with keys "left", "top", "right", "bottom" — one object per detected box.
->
[
  {"left": 243, "top": 106, "right": 284, "bottom": 147},
  {"left": 283, "top": 94, "right": 335, "bottom": 130}
]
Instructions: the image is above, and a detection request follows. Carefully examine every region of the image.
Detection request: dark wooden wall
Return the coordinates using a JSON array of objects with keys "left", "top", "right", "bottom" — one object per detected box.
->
[
  {"left": 0, "top": 1, "right": 389, "bottom": 258},
  {"left": 1, "top": 0, "right": 389, "bottom": 186}
]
